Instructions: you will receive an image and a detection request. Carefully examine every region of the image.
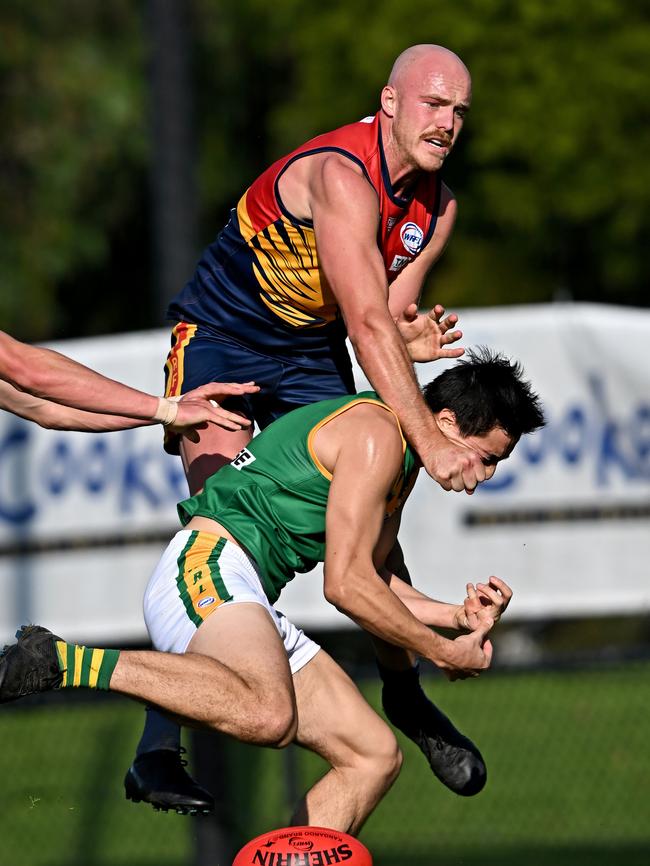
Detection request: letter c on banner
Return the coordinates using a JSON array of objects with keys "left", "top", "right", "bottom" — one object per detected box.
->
[{"left": 0, "top": 425, "right": 36, "bottom": 525}]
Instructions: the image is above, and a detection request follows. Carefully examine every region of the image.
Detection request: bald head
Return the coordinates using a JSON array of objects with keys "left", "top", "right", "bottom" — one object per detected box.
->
[
  {"left": 380, "top": 44, "right": 472, "bottom": 177},
  {"left": 388, "top": 44, "right": 470, "bottom": 91}
]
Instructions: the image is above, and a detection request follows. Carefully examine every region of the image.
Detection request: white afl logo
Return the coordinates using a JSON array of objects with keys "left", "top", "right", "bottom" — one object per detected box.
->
[
  {"left": 198, "top": 596, "right": 216, "bottom": 608},
  {"left": 400, "top": 222, "right": 424, "bottom": 255}
]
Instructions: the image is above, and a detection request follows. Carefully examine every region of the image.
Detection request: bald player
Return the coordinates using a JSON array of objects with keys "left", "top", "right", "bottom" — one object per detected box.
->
[
  {"left": 165, "top": 43, "right": 473, "bottom": 491},
  {"left": 128, "top": 44, "right": 480, "bottom": 813}
]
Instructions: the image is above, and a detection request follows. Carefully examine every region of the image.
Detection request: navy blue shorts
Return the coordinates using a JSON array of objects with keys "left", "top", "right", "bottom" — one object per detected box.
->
[{"left": 163, "top": 322, "right": 356, "bottom": 453}]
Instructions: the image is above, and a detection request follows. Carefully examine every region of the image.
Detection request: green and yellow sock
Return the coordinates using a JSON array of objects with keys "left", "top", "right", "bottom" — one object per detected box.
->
[{"left": 55, "top": 642, "right": 120, "bottom": 690}]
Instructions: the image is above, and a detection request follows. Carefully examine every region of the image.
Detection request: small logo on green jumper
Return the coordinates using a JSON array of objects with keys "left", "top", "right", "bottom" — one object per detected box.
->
[{"left": 231, "top": 448, "right": 256, "bottom": 470}]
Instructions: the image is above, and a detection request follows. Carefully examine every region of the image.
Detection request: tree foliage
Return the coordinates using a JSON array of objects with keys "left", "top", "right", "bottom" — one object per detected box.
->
[
  {"left": 0, "top": 1, "right": 145, "bottom": 338},
  {"left": 246, "top": 0, "right": 650, "bottom": 308},
  {"left": 2, "top": 0, "right": 650, "bottom": 340}
]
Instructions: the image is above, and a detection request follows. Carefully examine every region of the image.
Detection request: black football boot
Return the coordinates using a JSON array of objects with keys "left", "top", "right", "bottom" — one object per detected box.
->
[
  {"left": 380, "top": 664, "right": 487, "bottom": 796},
  {"left": 0, "top": 625, "right": 63, "bottom": 703},
  {"left": 124, "top": 748, "right": 215, "bottom": 815}
]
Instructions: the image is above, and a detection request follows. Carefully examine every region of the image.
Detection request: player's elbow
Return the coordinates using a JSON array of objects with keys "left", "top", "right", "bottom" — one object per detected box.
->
[
  {"left": 323, "top": 574, "right": 362, "bottom": 617},
  {"left": 345, "top": 306, "right": 392, "bottom": 353},
  {"left": 323, "top": 574, "right": 349, "bottom": 611}
]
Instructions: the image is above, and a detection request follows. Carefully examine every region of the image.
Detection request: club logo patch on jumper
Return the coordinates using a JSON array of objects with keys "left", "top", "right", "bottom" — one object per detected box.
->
[
  {"left": 197, "top": 596, "right": 216, "bottom": 608},
  {"left": 400, "top": 221, "right": 424, "bottom": 255},
  {"left": 231, "top": 448, "right": 256, "bottom": 470},
  {"left": 389, "top": 254, "right": 411, "bottom": 273}
]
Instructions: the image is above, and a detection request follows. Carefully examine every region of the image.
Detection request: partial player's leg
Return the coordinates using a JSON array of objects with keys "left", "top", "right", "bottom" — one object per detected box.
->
[
  {"left": 370, "top": 540, "right": 486, "bottom": 796},
  {"left": 0, "top": 605, "right": 296, "bottom": 761},
  {"left": 116, "top": 604, "right": 297, "bottom": 742},
  {"left": 289, "top": 649, "right": 403, "bottom": 835},
  {"left": 374, "top": 635, "right": 486, "bottom": 796},
  {"left": 127, "top": 407, "right": 252, "bottom": 813},
  {"left": 129, "top": 326, "right": 281, "bottom": 812}
]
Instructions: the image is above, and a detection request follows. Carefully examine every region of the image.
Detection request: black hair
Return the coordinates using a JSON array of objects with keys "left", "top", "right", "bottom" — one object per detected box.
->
[{"left": 422, "top": 347, "right": 545, "bottom": 440}]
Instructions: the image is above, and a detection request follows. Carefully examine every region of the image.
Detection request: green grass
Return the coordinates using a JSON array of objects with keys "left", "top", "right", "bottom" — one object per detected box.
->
[
  {"left": 307, "top": 663, "right": 650, "bottom": 865},
  {"left": 1, "top": 663, "right": 649, "bottom": 866},
  {"left": 0, "top": 698, "right": 190, "bottom": 866}
]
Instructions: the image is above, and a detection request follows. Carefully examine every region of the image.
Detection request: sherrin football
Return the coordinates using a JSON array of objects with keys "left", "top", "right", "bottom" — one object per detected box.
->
[{"left": 232, "top": 825, "right": 373, "bottom": 865}]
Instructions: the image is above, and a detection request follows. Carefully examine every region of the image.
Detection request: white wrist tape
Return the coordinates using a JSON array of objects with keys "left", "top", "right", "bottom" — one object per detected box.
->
[{"left": 153, "top": 396, "right": 180, "bottom": 427}]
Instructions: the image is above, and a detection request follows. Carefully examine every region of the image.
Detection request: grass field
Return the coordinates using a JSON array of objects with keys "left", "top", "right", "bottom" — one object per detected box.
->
[{"left": 0, "top": 662, "right": 649, "bottom": 866}]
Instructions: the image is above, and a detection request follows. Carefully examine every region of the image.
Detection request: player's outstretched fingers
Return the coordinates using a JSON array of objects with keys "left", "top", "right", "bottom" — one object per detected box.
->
[
  {"left": 185, "top": 381, "right": 260, "bottom": 401},
  {"left": 487, "top": 575, "right": 513, "bottom": 606},
  {"left": 463, "top": 583, "right": 484, "bottom": 629},
  {"left": 476, "top": 577, "right": 513, "bottom": 619},
  {"left": 442, "top": 328, "right": 462, "bottom": 345},
  {"left": 402, "top": 303, "right": 419, "bottom": 322},
  {"left": 438, "top": 316, "right": 459, "bottom": 336}
]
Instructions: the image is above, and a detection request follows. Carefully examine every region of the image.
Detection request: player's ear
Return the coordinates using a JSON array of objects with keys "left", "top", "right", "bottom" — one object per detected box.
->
[
  {"left": 381, "top": 85, "right": 397, "bottom": 117},
  {"left": 435, "top": 408, "right": 459, "bottom": 435}
]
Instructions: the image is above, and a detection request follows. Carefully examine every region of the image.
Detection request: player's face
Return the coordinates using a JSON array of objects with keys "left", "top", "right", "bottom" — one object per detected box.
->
[
  {"left": 457, "top": 427, "right": 515, "bottom": 482},
  {"left": 438, "top": 412, "right": 515, "bottom": 483},
  {"left": 387, "top": 61, "right": 471, "bottom": 173}
]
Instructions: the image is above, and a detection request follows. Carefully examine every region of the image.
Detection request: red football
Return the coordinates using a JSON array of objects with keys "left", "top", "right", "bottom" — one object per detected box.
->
[{"left": 232, "top": 825, "right": 373, "bottom": 865}]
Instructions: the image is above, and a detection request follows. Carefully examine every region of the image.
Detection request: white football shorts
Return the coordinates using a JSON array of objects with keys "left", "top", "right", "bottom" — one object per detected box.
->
[{"left": 143, "top": 529, "right": 320, "bottom": 675}]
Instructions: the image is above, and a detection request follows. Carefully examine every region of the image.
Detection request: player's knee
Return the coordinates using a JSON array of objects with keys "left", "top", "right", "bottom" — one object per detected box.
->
[
  {"left": 254, "top": 692, "right": 297, "bottom": 748},
  {"left": 376, "top": 728, "right": 403, "bottom": 786},
  {"left": 359, "top": 726, "right": 403, "bottom": 789},
  {"left": 389, "top": 740, "right": 404, "bottom": 783}
]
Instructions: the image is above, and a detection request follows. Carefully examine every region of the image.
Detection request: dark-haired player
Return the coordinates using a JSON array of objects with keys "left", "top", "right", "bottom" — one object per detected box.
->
[{"left": 0, "top": 350, "right": 545, "bottom": 833}]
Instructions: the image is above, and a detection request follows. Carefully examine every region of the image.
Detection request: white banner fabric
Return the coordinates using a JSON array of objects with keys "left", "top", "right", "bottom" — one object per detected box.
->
[{"left": 0, "top": 303, "right": 648, "bottom": 644}]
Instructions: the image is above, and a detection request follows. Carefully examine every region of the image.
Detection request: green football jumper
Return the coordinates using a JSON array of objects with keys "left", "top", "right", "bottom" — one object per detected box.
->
[{"left": 178, "top": 391, "right": 419, "bottom": 603}]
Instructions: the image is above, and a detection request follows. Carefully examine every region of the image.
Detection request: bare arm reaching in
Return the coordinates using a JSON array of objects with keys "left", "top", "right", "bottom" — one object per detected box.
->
[{"left": 0, "top": 330, "right": 258, "bottom": 437}]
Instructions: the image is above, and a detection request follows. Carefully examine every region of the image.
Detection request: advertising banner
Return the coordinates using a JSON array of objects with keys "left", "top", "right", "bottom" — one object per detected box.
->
[{"left": 1, "top": 304, "right": 648, "bottom": 643}]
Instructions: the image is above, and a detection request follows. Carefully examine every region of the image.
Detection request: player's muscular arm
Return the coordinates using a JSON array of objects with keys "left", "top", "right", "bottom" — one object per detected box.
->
[
  {"left": 374, "top": 520, "right": 467, "bottom": 630},
  {"left": 307, "top": 161, "right": 484, "bottom": 494},
  {"left": 0, "top": 331, "right": 257, "bottom": 433},
  {"left": 320, "top": 407, "right": 491, "bottom": 676},
  {"left": 0, "top": 379, "right": 146, "bottom": 431},
  {"left": 0, "top": 379, "right": 259, "bottom": 434},
  {"left": 385, "top": 571, "right": 469, "bottom": 630},
  {"left": 0, "top": 330, "right": 159, "bottom": 419}
]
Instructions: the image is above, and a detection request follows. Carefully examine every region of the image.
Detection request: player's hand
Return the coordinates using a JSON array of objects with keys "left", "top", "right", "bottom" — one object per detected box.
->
[
  {"left": 435, "top": 618, "right": 494, "bottom": 681},
  {"left": 420, "top": 436, "right": 487, "bottom": 495},
  {"left": 463, "top": 577, "right": 512, "bottom": 629},
  {"left": 396, "top": 303, "right": 464, "bottom": 363},
  {"left": 169, "top": 381, "right": 260, "bottom": 440}
]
